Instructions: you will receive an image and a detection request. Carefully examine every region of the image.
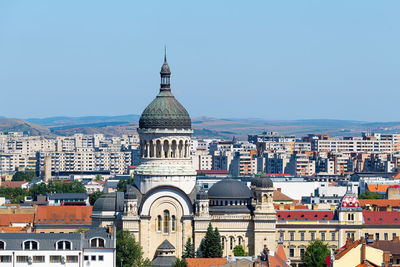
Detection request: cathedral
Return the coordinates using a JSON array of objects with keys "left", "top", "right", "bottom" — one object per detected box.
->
[{"left": 91, "top": 55, "right": 277, "bottom": 263}]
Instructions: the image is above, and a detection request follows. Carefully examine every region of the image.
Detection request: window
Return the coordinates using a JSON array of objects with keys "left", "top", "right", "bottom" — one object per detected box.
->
[
  {"left": 346, "top": 232, "right": 355, "bottom": 240},
  {"left": 279, "top": 231, "right": 284, "bottom": 240},
  {"left": 384, "top": 233, "right": 389, "bottom": 240},
  {"left": 91, "top": 255, "right": 96, "bottom": 261},
  {"left": 17, "top": 256, "right": 28, "bottom": 263},
  {"left": 289, "top": 248, "right": 294, "bottom": 257},
  {"left": 23, "top": 240, "right": 38, "bottom": 250},
  {"left": 157, "top": 215, "right": 162, "bottom": 232},
  {"left": 238, "top": 236, "right": 243, "bottom": 246},
  {"left": 0, "top": 241, "right": 4, "bottom": 250},
  {"left": 90, "top": 238, "right": 105, "bottom": 248},
  {"left": 84, "top": 256, "right": 89, "bottom": 261},
  {"left": 0, "top": 256, "right": 11, "bottom": 263},
  {"left": 230, "top": 237, "right": 234, "bottom": 250},
  {"left": 321, "top": 232, "right": 326, "bottom": 241},
  {"left": 376, "top": 233, "right": 380, "bottom": 240},
  {"left": 300, "top": 232, "right": 305, "bottom": 241},
  {"left": 50, "top": 256, "right": 62, "bottom": 263},
  {"left": 300, "top": 248, "right": 305, "bottom": 258},
  {"left": 98, "top": 255, "right": 104, "bottom": 261},
  {"left": 393, "top": 233, "right": 397, "bottom": 240},
  {"left": 310, "top": 232, "right": 315, "bottom": 241},
  {"left": 172, "top": 215, "right": 176, "bottom": 232},
  {"left": 57, "top": 240, "right": 72, "bottom": 250},
  {"left": 67, "top": 256, "right": 78, "bottom": 263},
  {"left": 331, "top": 232, "right": 336, "bottom": 241},
  {"left": 290, "top": 232, "right": 294, "bottom": 241},
  {"left": 163, "top": 210, "right": 170, "bottom": 234},
  {"left": 33, "top": 256, "right": 45, "bottom": 263}
]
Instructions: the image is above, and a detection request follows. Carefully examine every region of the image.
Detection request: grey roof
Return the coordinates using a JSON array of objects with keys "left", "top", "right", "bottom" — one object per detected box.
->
[
  {"left": 251, "top": 174, "right": 274, "bottom": 188},
  {"left": 125, "top": 185, "right": 137, "bottom": 199},
  {"left": 158, "top": 239, "right": 175, "bottom": 250},
  {"left": 0, "top": 233, "right": 81, "bottom": 250},
  {"left": 0, "top": 228, "right": 114, "bottom": 251},
  {"left": 208, "top": 179, "right": 253, "bottom": 200},
  {"left": 209, "top": 205, "right": 252, "bottom": 214},
  {"left": 151, "top": 256, "right": 177, "bottom": 267},
  {"left": 47, "top": 193, "right": 88, "bottom": 200},
  {"left": 93, "top": 192, "right": 124, "bottom": 212}
]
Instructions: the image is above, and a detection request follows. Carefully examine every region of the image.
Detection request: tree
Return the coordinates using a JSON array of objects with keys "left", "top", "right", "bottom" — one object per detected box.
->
[
  {"left": 359, "top": 190, "right": 381, "bottom": 199},
  {"left": 117, "top": 178, "right": 134, "bottom": 192},
  {"left": 182, "top": 238, "right": 195, "bottom": 259},
  {"left": 196, "top": 239, "right": 204, "bottom": 258},
  {"left": 202, "top": 223, "right": 223, "bottom": 258},
  {"left": 233, "top": 245, "right": 247, "bottom": 256},
  {"left": 89, "top": 191, "right": 104, "bottom": 205},
  {"left": 12, "top": 171, "right": 27, "bottom": 181},
  {"left": 29, "top": 180, "right": 87, "bottom": 197},
  {"left": 301, "top": 240, "right": 330, "bottom": 267},
  {"left": 116, "top": 230, "right": 151, "bottom": 267},
  {"left": 172, "top": 258, "right": 187, "bottom": 267},
  {"left": 95, "top": 174, "right": 102, "bottom": 181}
]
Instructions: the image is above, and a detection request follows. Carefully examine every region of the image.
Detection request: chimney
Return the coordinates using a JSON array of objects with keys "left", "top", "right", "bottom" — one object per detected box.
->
[
  {"left": 383, "top": 252, "right": 391, "bottom": 266},
  {"left": 277, "top": 188, "right": 282, "bottom": 192},
  {"left": 393, "top": 236, "right": 399, "bottom": 243},
  {"left": 43, "top": 155, "right": 52, "bottom": 183},
  {"left": 289, "top": 204, "right": 295, "bottom": 210},
  {"left": 279, "top": 204, "right": 284, "bottom": 210},
  {"left": 312, "top": 204, "right": 318, "bottom": 210},
  {"left": 346, "top": 238, "right": 354, "bottom": 248},
  {"left": 387, "top": 205, "right": 392, "bottom": 212}
]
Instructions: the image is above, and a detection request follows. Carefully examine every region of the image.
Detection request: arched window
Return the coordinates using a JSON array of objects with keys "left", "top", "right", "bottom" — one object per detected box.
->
[
  {"left": 221, "top": 237, "right": 225, "bottom": 250},
  {"left": 57, "top": 240, "right": 72, "bottom": 250},
  {"left": 230, "top": 237, "right": 235, "bottom": 250},
  {"left": 163, "top": 210, "right": 170, "bottom": 234},
  {"left": 238, "top": 236, "right": 243, "bottom": 246},
  {"left": 23, "top": 240, "right": 38, "bottom": 250},
  {"left": 0, "top": 241, "right": 5, "bottom": 250},
  {"left": 157, "top": 215, "right": 162, "bottom": 232},
  {"left": 171, "top": 215, "right": 176, "bottom": 231},
  {"left": 90, "top": 238, "right": 105, "bottom": 248}
]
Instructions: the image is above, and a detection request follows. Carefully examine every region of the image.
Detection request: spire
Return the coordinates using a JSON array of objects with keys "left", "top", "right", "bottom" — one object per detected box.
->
[{"left": 160, "top": 47, "right": 171, "bottom": 91}]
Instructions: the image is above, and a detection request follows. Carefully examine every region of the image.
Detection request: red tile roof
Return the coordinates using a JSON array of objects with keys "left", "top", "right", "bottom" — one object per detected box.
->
[
  {"left": 35, "top": 206, "right": 92, "bottom": 225},
  {"left": 367, "top": 184, "right": 392, "bottom": 193},
  {"left": 359, "top": 199, "right": 400, "bottom": 207},
  {"left": 1, "top": 181, "right": 26, "bottom": 188},
  {"left": 363, "top": 210, "right": 400, "bottom": 225},
  {"left": 274, "top": 204, "right": 308, "bottom": 210},
  {"left": 0, "top": 214, "right": 34, "bottom": 226},
  {"left": 273, "top": 190, "right": 293, "bottom": 202},
  {"left": 186, "top": 258, "right": 227, "bottom": 267},
  {"left": 0, "top": 226, "right": 27, "bottom": 233},
  {"left": 276, "top": 210, "right": 334, "bottom": 221}
]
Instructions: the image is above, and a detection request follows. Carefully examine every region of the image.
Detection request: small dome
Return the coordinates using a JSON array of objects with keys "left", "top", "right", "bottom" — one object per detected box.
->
[
  {"left": 160, "top": 62, "right": 170, "bottom": 74},
  {"left": 138, "top": 90, "right": 191, "bottom": 129},
  {"left": 208, "top": 179, "right": 252, "bottom": 199},
  {"left": 125, "top": 185, "right": 137, "bottom": 199},
  {"left": 339, "top": 193, "right": 361, "bottom": 209},
  {"left": 251, "top": 174, "right": 273, "bottom": 188}
]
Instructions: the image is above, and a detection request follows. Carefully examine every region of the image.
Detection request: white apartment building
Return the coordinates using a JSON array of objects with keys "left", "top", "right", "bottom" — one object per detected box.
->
[{"left": 191, "top": 149, "right": 212, "bottom": 171}]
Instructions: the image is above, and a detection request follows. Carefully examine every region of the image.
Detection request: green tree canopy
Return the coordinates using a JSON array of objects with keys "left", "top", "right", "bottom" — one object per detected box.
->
[
  {"left": 172, "top": 258, "right": 187, "bottom": 267},
  {"left": 89, "top": 191, "right": 104, "bottom": 205},
  {"left": 182, "top": 238, "right": 195, "bottom": 259},
  {"left": 301, "top": 240, "right": 330, "bottom": 267},
  {"left": 116, "top": 230, "right": 151, "bottom": 267},
  {"left": 117, "top": 178, "right": 134, "bottom": 192},
  {"left": 233, "top": 245, "right": 248, "bottom": 256},
  {"left": 359, "top": 190, "right": 381, "bottom": 199},
  {"left": 202, "top": 223, "right": 223, "bottom": 258},
  {"left": 12, "top": 171, "right": 36, "bottom": 182}
]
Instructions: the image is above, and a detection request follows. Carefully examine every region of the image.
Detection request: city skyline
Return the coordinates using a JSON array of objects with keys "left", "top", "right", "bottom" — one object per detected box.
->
[{"left": 1, "top": 1, "right": 399, "bottom": 121}]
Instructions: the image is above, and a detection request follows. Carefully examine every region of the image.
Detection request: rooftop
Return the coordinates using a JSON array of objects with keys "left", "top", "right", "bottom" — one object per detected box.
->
[{"left": 35, "top": 206, "right": 92, "bottom": 225}]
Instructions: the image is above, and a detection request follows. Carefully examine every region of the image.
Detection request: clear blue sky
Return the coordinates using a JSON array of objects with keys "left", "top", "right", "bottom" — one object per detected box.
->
[{"left": 0, "top": 1, "right": 399, "bottom": 121}]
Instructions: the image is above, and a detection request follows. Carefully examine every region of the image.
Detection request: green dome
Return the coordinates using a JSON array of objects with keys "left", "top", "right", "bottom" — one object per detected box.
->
[{"left": 139, "top": 90, "right": 191, "bottom": 129}]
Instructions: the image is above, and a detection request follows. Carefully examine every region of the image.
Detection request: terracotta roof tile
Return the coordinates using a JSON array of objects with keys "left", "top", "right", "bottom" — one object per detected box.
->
[
  {"left": 367, "top": 184, "right": 390, "bottom": 193},
  {"left": 359, "top": 199, "right": 400, "bottom": 207},
  {"left": 186, "top": 258, "right": 227, "bottom": 267},
  {"left": 363, "top": 210, "right": 400, "bottom": 225},
  {"left": 0, "top": 226, "right": 27, "bottom": 233},
  {"left": 273, "top": 190, "right": 293, "bottom": 202},
  {"left": 1, "top": 181, "right": 26, "bottom": 188},
  {"left": 276, "top": 210, "right": 334, "bottom": 221},
  {"left": 0, "top": 214, "right": 34, "bottom": 226},
  {"left": 35, "top": 206, "right": 92, "bottom": 225}
]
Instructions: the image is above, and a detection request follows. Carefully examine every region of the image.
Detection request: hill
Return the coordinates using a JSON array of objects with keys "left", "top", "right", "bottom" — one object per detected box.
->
[{"left": 0, "top": 118, "right": 51, "bottom": 136}]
